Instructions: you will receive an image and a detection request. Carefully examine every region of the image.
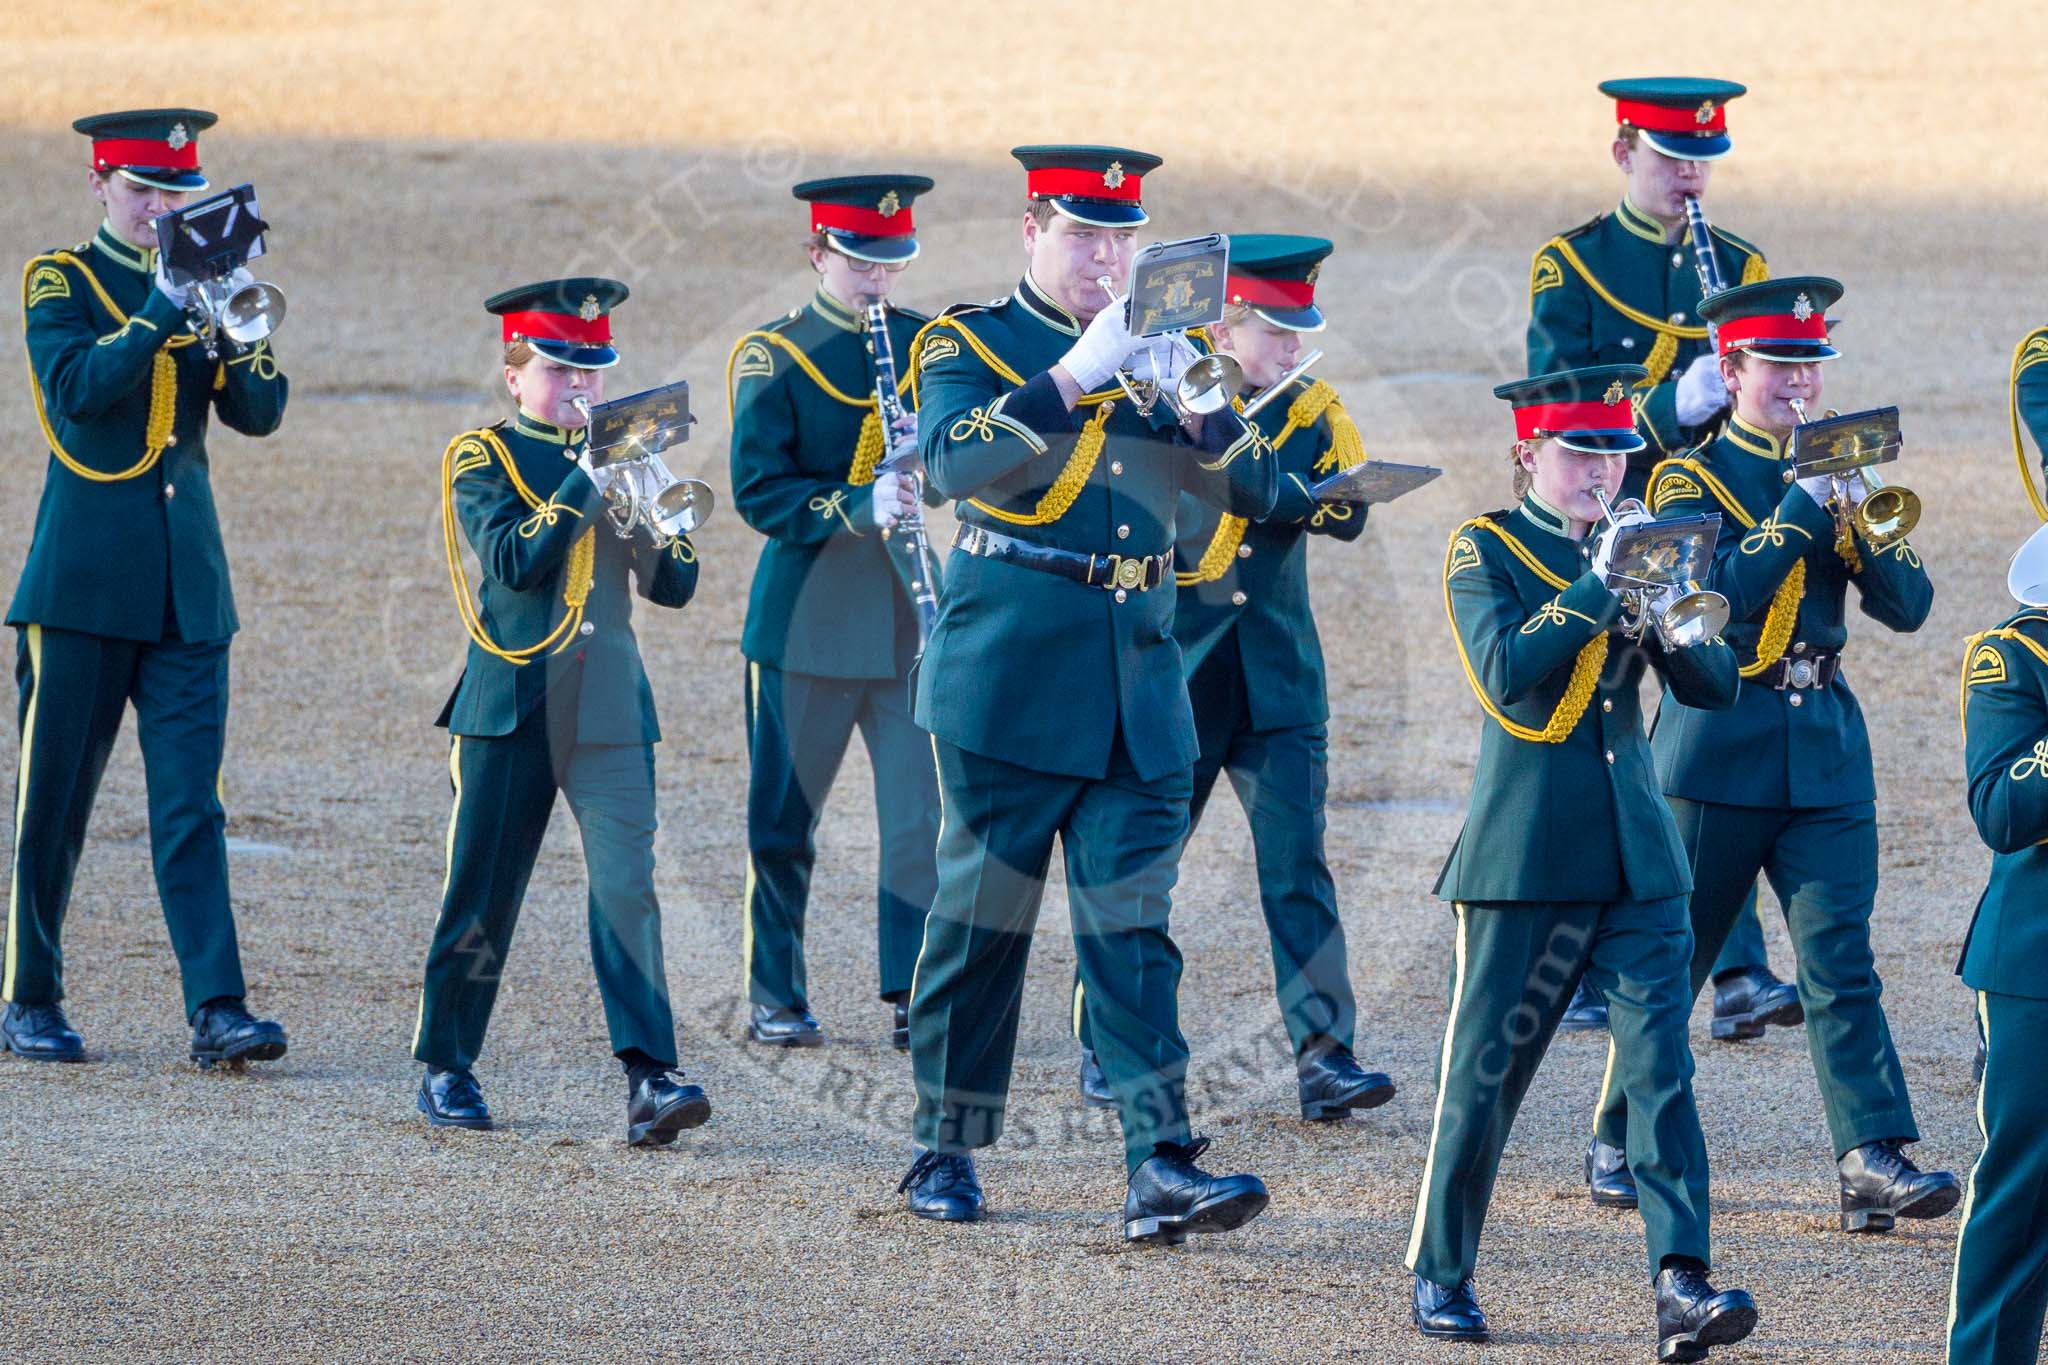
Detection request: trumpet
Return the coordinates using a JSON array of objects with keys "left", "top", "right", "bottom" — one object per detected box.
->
[
  {"left": 183, "top": 274, "right": 286, "bottom": 361},
  {"left": 1591, "top": 487, "right": 1731, "bottom": 648},
  {"left": 1093, "top": 275, "right": 1240, "bottom": 420},
  {"left": 1787, "top": 398, "right": 1919, "bottom": 551},
  {"left": 152, "top": 183, "right": 286, "bottom": 361},
  {"left": 1239, "top": 348, "right": 1325, "bottom": 422},
  {"left": 571, "top": 391, "right": 715, "bottom": 550}
]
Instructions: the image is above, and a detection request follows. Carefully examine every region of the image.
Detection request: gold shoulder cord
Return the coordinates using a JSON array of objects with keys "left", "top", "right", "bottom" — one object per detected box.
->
[
  {"left": 2008, "top": 330, "right": 2048, "bottom": 522},
  {"left": 907, "top": 313, "right": 1118, "bottom": 529},
  {"left": 725, "top": 327, "right": 915, "bottom": 486},
  {"left": 21, "top": 252, "right": 195, "bottom": 483},
  {"left": 1959, "top": 615, "right": 2048, "bottom": 735},
  {"left": 1178, "top": 380, "right": 1366, "bottom": 585},
  {"left": 1544, "top": 237, "right": 1766, "bottom": 397},
  {"left": 440, "top": 427, "right": 595, "bottom": 665},
  {"left": 1649, "top": 454, "right": 1801, "bottom": 679},
  {"left": 1442, "top": 517, "right": 1607, "bottom": 743}
]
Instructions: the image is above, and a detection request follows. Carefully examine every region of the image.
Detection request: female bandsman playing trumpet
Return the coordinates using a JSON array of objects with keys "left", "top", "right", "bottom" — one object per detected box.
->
[
  {"left": 410, "top": 278, "right": 710, "bottom": 1146},
  {"left": 1405, "top": 365, "right": 1756, "bottom": 1361}
]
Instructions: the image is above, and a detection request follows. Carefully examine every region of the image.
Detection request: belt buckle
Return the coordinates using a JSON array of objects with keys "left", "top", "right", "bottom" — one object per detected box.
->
[
  {"left": 1116, "top": 556, "right": 1145, "bottom": 591},
  {"left": 1788, "top": 658, "right": 1816, "bottom": 690}
]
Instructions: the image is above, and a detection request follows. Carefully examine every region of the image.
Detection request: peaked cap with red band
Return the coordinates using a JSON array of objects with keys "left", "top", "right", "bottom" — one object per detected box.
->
[
  {"left": 1599, "top": 77, "right": 1746, "bottom": 162},
  {"left": 1013, "top": 145, "right": 1160, "bottom": 228},
  {"left": 794, "top": 174, "right": 934, "bottom": 264},
  {"left": 1494, "top": 364, "right": 1649, "bottom": 455},
  {"left": 1699, "top": 275, "right": 1842, "bottom": 362},
  {"left": 74, "top": 108, "right": 216, "bottom": 192},
  {"left": 1225, "top": 233, "right": 1332, "bottom": 333},
  {"left": 486, "top": 277, "right": 629, "bottom": 370}
]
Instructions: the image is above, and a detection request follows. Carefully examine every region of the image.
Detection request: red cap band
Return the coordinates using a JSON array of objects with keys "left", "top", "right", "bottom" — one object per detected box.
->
[
  {"left": 1715, "top": 312, "right": 1829, "bottom": 355},
  {"left": 92, "top": 136, "right": 200, "bottom": 172},
  {"left": 1227, "top": 275, "right": 1315, "bottom": 310},
  {"left": 1514, "top": 399, "right": 1636, "bottom": 441},
  {"left": 811, "top": 201, "right": 915, "bottom": 237},
  {"left": 1614, "top": 98, "right": 1728, "bottom": 135},
  {"left": 1026, "top": 166, "right": 1143, "bottom": 203},
  {"left": 501, "top": 310, "right": 611, "bottom": 346}
]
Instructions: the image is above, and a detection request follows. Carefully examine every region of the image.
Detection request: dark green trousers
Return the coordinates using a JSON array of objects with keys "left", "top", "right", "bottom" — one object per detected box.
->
[
  {"left": 1595, "top": 798, "right": 1918, "bottom": 1158},
  {"left": 909, "top": 736, "right": 1195, "bottom": 1175},
  {"left": 742, "top": 661, "right": 936, "bottom": 1009},
  {"left": 1713, "top": 887, "right": 1769, "bottom": 977},
  {"left": 1075, "top": 636, "right": 1357, "bottom": 1058},
  {"left": 5, "top": 623, "right": 244, "bottom": 1018},
  {"left": 1407, "top": 898, "right": 1711, "bottom": 1287},
  {"left": 1946, "top": 991, "right": 2048, "bottom": 1365},
  {"left": 413, "top": 707, "right": 677, "bottom": 1072}
]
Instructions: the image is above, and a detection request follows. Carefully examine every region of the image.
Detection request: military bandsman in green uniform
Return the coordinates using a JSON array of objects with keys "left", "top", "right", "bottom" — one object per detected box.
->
[
  {"left": 1530, "top": 77, "right": 1796, "bottom": 1041},
  {"left": 4, "top": 110, "right": 290, "bottom": 1068},
  {"left": 1947, "top": 533, "right": 2048, "bottom": 1364},
  {"left": 896, "top": 146, "right": 1277, "bottom": 1242},
  {"left": 727, "top": 175, "right": 938, "bottom": 1050},
  {"left": 1407, "top": 365, "right": 1754, "bottom": 1359},
  {"left": 412, "top": 279, "right": 710, "bottom": 1146},
  {"left": 1071, "top": 235, "right": 1394, "bottom": 1122},
  {"left": 2007, "top": 324, "right": 2048, "bottom": 521},
  {"left": 1587, "top": 277, "right": 1960, "bottom": 1227}
]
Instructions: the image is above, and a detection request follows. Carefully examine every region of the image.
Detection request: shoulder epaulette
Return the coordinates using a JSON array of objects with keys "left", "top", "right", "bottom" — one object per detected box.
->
[
  {"left": 1560, "top": 214, "right": 1605, "bottom": 243},
  {"left": 1708, "top": 224, "right": 1763, "bottom": 259},
  {"left": 940, "top": 300, "right": 994, "bottom": 319}
]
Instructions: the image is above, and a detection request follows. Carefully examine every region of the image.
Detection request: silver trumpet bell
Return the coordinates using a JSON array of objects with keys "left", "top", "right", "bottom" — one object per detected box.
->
[
  {"left": 195, "top": 274, "right": 286, "bottom": 348},
  {"left": 1591, "top": 487, "right": 1731, "bottom": 649},
  {"left": 570, "top": 395, "right": 713, "bottom": 549},
  {"left": 1646, "top": 582, "right": 1732, "bottom": 647},
  {"left": 1173, "top": 348, "right": 1242, "bottom": 416}
]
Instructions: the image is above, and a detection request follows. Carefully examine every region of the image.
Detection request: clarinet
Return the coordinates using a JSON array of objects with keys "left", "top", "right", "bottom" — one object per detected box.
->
[
  {"left": 1683, "top": 194, "right": 1725, "bottom": 352},
  {"left": 866, "top": 301, "right": 940, "bottom": 652}
]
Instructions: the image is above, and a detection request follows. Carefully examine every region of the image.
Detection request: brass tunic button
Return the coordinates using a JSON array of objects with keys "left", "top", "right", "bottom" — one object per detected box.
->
[
  {"left": 579, "top": 622, "right": 595, "bottom": 637},
  {"left": 1110, "top": 461, "right": 1124, "bottom": 475},
  {"left": 163, "top": 483, "right": 176, "bottom": 499},
  {"left": 1116, "top": 525, "right": 1130, "bottom": 540},
  {"left": 1605, "top": 750, "right": 1616, "bottom": 765},
  {"left": 1237, "top": 544, "right": 1252, "bottom": 558},
  {"left": 1231, "top": 591, "right": 1248, "bottom": 606},
  {"left": 1789, "top": 692, "right": 1804, "bottom": 708},
  {"left": 1113, "top": 588, "right": 1127, "bottom": 603},
  {"left": 1602, "top": 699, "right": 1613, "bottom": 713}
]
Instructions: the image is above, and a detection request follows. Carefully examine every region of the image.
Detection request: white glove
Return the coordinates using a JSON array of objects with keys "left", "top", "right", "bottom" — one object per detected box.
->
[
  {"left": 1591, "top": 521, "right": 1624, "bottom": 583},
  {"left": 1673, "top": 351, "right": 1730, "bottom": 426},
  {"left": 1138, "top": 334, "right": 1196, "bottom": 392},
  {"left": 153, "top": 257, "right": 196, "bottom": 310},
  {"left": 869, "top": 470, "right": 913, "bottom": 529},
  {"left": 1795, "top": 473, "right": 1835, "bottom": 508},
  {"left": 1059, "top": 297, "right": 1140, "bottom": 392}
]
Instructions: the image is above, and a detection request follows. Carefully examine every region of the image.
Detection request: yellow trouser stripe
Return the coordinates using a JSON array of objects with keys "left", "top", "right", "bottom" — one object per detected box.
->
[
  {"left": 741, "top": 662, "right": 761, "bottom": 994},
  {"left": 905, "top": 732, "right": 945, "bottom": 1008},
  {"left": 1943, "top": 990, "right": 1992, "bottom": 1360},
  {"left": 412, "top": 736, "right": 464, "bottom": 1054},
  {"left": 1406, "top": 904, "right": 1470, "bottom": 1269},
  {"left": 1593, "top": 1034, "right": 1619, "bottom": 1130},
  {"left": 3, "top": 625, "right": 42, "bottom": 1001},
  {"left": 1072, "top": 978, "right": 1086, "bottom": 1039}
]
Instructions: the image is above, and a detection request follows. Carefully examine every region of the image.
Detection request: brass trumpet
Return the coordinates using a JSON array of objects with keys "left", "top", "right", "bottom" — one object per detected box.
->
[
  {"left": 1591, "top": 487, "right": 1730, "bottom": 649},
  {"left": 1786, "top": 399, "right": 1919, "bottom": 551}
]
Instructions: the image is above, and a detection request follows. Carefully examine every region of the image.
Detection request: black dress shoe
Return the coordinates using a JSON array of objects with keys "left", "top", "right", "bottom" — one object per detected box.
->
[
  {"left": 2, "top": 1001, "right": 85, "bottom": 1062},
  {"left": 1709, "top": 966, "right": 1804, "bottom": 1042},
  {"left": 747, "top": 1003, "right": 824, "bottom": 1047},
  {"left": 1297, "top": 1045, "right": 1396, "bottom": 1121},
  {"left": 1411, "top": 1273, "right": 1489, "bottom": 1342},
  {"left": 189, "top": 998, "right": 287, "bottom": 1069},
  {"left": 1557, "top": 977, "right": 1608, "bottom": 1033},
  {"left": 1123, "top": 1137, "right": 1269, "bottom": 1245},
  {"left": 1838, "top": 1139, "right": 1962, "bottom": 1232},
  {"left": 890, "top": 1000, "right": 910, "bottom": 1051},
  {"left": 1654, "top": 1264, "right": 1757, "bottom": 1362},
  {"left": 898, "top": 1146, "right": 984, "bottom": 1222},
  {"left": 1077, "top": 1046, "right": 1115, "bottom": 1109},
  {"left": 417, "top": 1067, "right": 493, "bottom": 1130},
  {"left": 627, "top": 1071, "right": 710, "bottom": 1147},
  {"left": 1586, "top": 1137, "right": 1639, "bottom": 1209}
]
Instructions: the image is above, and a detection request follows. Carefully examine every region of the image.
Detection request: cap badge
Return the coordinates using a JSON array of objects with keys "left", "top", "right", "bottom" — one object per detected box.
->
[
  {"left": 1603, "top": 379, "right": 1627, "bottom": 405},
  {"left": 1102, "top": 160, "right": 1126, "bottom": 189},
  {"left": 1304, "top": 261, "right": 1323, "bottom": 286},
  {"left": 166, "top": 122, "right": 190, "bottom": 151},
  {"left": 579, "top": 294, "right": 602, "bottom": 323},
  {"left": 1792, "top": 292, "right": 1814, "bottom": 323},
  {"left": 877, "top": 189, "right": 901, "bottom": 218},
  {"left": 1694, "top": 100, "right": 1716, "bottom": 126}
]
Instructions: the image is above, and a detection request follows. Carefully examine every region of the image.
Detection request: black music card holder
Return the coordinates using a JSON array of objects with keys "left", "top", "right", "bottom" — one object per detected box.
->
[
  {"left": 1307, "top": 460, "right": 1444, "bottom": 505},
  {"left": 154, "top": 183, "right": 268, "bottom": 287},
  {"left": 587, "top": 381, "right": 695, "bottom": 469},
  {"left": 1605, "top": 512, "right": 1722, "bottom": 589},
  {"left": 1127, "top": 234, "right": 1230, "bottom": 337},
  {"left": 1786, "top": 406, "right": 1902, "bottom": 477}
]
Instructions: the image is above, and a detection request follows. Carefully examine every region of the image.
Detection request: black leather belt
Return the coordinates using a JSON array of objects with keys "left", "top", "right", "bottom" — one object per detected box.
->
[
  {"left": 1758, "top": 651, "right": 1840, "bottom": 691},
  {"left": 951, "top": 524, "right": 1168, "bottom": 592}
]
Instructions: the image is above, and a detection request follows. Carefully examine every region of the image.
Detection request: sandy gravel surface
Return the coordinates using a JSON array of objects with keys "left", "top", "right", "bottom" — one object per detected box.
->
[{"left": 1, "top": 6, "right": 2041, "bottom": 1361}]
